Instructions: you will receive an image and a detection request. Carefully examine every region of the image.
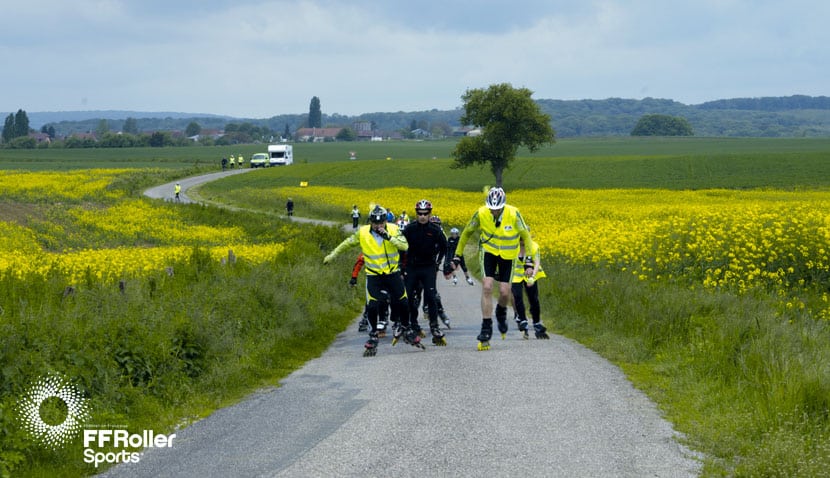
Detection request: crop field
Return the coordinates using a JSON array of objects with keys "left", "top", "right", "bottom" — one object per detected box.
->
[{"left": 2, "top": 136, "right": 830, "bottom": 476}]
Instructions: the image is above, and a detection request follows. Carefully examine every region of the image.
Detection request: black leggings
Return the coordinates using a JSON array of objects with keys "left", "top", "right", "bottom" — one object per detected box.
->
[
  {"left": 405, "top": 265, "right": 439, "bottom": 326},
  {"left": 511, "top": 281, "right": 540, "bottom": 322},
  {"left": 366, "top": 272, "right": 409, "bottom": 332}
]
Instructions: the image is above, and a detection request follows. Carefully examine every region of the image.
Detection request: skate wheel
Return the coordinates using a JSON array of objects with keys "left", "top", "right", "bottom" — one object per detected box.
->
[
  {"left": 363, "top": 348, "right": 377, "bottom": 357},
  {"left": 501, "top": 333, "right": 506, "bottom": 340},
  {"left": 522, "top": 331, "right": 529, "bottom": 340},
  {"left": 477, "top": 341, "right": 490, "bottom": 351},
  {"left": 391, "top": 338, "right": 398, "bottom": 346},
  {"left": 378, "top": 331, "right": 386, "bottom": 338},
  {"left": 433, "top": 337, "right": 447, "bottom": 346}
]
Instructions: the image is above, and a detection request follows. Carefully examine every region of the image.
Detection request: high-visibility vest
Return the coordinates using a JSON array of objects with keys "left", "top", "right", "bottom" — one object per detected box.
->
[
  {"left": 359, "top": 223, "right": 403, "bottom": 274},
  {"left": 512, "top": 240, "right": 547, "bottom": 283},
  {"left": 474, "top": 205, "right": 529, "bottom": 260}
]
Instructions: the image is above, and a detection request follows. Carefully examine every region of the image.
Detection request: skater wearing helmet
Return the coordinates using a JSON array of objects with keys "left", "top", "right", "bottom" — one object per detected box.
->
[
  {"left": 452, "top": 187, "right": 532, "bottom": 350},
  {"left": 402, "top": 200, "right": 449, "bottom": 346},
  {"left": 511, "top": 236, "right": 550, "bottom": 340},
  {"left": 445, "top": 227, "right": 474, "bottom": 286},
  {"left": 324, "top": 205, "right": 423, "bottom": 356}
]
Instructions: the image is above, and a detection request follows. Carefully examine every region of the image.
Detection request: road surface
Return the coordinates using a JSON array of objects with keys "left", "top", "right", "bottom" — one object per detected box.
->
[{"left": 111, "top": 171, "right": 703, "bottom": 477}]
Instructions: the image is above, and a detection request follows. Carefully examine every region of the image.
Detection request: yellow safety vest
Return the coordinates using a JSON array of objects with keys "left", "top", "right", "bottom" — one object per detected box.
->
[
  {"left": 359, "top": 223, "right": 403, "bottom": 274},
  {"left": 512, "top": 240, "right": 547, "bottom": 283},
  {"left": 471, "top": 204, "right": 529, "bottom": 260}
]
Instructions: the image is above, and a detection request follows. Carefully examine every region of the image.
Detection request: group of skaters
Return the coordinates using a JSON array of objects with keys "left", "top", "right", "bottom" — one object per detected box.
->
[
  {"left": 324, "top": 187, "right": 549, "bottom": 356},
  {"left": 220, "top": 154, "right": 245, "bottom": 170}
]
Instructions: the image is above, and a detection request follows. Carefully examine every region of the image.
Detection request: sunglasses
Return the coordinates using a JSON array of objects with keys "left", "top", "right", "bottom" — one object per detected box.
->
[{"left": 416, "top": 211, "right": 430, "bottom": 216}]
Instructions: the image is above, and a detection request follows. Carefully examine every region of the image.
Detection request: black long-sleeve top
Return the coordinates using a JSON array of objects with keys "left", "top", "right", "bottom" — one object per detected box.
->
[{"left": 402, "top": 220, "right": 448, "bottom": 268}]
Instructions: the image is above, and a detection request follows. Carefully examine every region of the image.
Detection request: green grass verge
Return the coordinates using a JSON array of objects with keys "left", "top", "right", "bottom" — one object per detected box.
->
[
  {"left": 0, "top": 198, "right": 365, "bottom": 477},
  {"left": 545, "top": 262, "right": 830, "bottom": 476}
]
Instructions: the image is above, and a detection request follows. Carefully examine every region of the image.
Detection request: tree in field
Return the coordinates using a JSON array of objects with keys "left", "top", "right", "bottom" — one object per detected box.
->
[
  {"left": 2, "top": 114, "right": 14, "bottom": 143},
  {"left": 283, "top": 124, "right": 290, "bottom": 140},
  {"left": 185, "top": 121, "right": 202, "bottom": 137},
  {"left": 336, "top": 127, "right": 356, "bottom": 141},
  {"left": 631, "top": 114, "right": 694, "bottom": 136},
  {"left": 451, "top": 83, "right": 555, "bottom": 187},
  {"left": 40, "top": 125, "right": 56, "bottom": 139},
  {"left": 2, "top": 110, "right": 32, "bottom": 143},
  {"left": 308, "top": 96, "right": 322, "bottom": 128},
  {"left": 123, "top": 117, "right": 139, "bottom": 135},
  {"left": 96, "top": 119, "right": 110, "bottom": 139},
  {"left": 14, "top": 109, "right": 30, "bottom": 138}
]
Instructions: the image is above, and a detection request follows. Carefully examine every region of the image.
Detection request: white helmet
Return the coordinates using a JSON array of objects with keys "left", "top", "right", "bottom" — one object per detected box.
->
[{"left": 485, "top": 187, "right": 506, "bottom": 210}]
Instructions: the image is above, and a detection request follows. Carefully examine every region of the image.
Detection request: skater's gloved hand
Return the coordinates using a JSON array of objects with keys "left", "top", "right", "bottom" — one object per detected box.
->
[
  {"left": 525, "top": 277, "right": 535, "bottom": 287},
  {"left": 379, "top": 230, "right": 391, "bottom": 240},
  {"left": 323, "top": 254, "right": 334, "bottom": 264},
  {"left": 442, "top": 262, "right": 453, "bottom": 276},
  {"left": 452, "top": 256, "right": 461, "bottom": 268},
  {"left": 349, "top": 277, "right": 357, "bottom": 286}
]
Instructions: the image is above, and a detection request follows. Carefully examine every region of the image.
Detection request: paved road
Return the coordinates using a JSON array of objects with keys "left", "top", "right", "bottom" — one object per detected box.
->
[
  {"left": 114, "top": 172, "right": 703, "bottom": 477},
  {"left": 143, "top": 168, "right": 254, "bottom": 205},
  {"left": 143, "top": 168, "right": 346, "bottom": 230}
]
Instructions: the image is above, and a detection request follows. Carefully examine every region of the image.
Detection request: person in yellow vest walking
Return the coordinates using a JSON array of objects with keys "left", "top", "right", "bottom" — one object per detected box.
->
[
  {"left": 229, "top": 155, "right": 236, "bottom": 169},
  {"left": 324, "top": 205, "right": 424, "bottom": 356},
  {"left": 237, "top": 154, "right": 244, "bottom": 168},
  {"left": 511, "top": 236, "right": 549, "bottom": 340},
  {"left": 174, "top": 182, "right": 181, "bottom": 202},
  {"left": 452, "top": 187, "right": 532, "bottom": 350}
]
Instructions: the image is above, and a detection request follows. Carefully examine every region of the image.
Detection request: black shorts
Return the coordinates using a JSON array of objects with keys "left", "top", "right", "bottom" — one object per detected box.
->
[{"left": 481, "top": 252, "right": 513, "bottom": 283}]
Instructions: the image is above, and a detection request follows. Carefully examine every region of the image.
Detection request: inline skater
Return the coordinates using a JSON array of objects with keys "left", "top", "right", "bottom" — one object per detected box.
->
[
  {"left": 452, "top": 187, "right": 532, "bottom": 350},
  {"left": 324, "top": 205, "right": 422, "bottom": 356},
  {"left": 402, "top": 200, "right": 448, "bottom": 346},
  {"left": 511, "top": 237, "right": 550, "bottom": 340}
]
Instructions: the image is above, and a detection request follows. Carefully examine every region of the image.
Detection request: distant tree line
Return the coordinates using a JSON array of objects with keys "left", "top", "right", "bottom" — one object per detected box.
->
[{"left": 6, "top": 95, "right": 830, "bottom": 149}]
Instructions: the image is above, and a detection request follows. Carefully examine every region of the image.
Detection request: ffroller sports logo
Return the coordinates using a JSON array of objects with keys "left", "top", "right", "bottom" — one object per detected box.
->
[
  {"left": 17, "top": 373, "right": 91, "bottom": 449},
  {"left": 18, "top": 372, "right": 176, "bottom": 468}
]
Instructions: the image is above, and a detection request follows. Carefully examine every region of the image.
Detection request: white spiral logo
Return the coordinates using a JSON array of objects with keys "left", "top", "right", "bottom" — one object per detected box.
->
[{"left": 18, "top": 373, "right": 90, "bottom": 449}]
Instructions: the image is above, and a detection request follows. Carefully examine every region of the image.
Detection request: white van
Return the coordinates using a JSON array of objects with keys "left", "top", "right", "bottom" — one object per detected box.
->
[{"left": 268, "top": 144, "right": 293, "bottom": 166}]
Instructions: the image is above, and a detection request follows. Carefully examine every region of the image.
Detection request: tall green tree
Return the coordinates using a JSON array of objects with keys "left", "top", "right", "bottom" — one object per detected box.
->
[
  {"left": 40, "top": 125, "right": 56, "bottom": 139},
  {"left": 308, "top": 96, "right": 322, "bottom": 128},
  {"left": 14, "top": 109, "right": 29, "bottom": 138},
  {"left": 185, "top": 121, "right": 202, "bottom": 137},
  {"left": 2, "top": 114, "right": 14, "bottom": 143},
  {"left": 123, "top": 117, "right": 139, "bottom": 135},
  {"left": 451, "top": 83, "right": 555, "bottom": 187},
  {"left": 95, "top": 119, "right": 110, "bottom": 139}
]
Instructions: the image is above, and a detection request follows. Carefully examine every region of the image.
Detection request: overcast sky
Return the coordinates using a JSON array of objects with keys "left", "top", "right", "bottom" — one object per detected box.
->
[{"left": 1, "top": 0, "right": 827, "bottom": 118}]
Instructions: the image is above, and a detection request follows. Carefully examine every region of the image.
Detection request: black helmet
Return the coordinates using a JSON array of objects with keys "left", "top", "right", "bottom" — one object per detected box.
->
[
  {"left": 369, "top": 205, "right": 387, "bottom": 223},
  {"left": 429, "top": 215, "right": 442, "bottom": 226}
]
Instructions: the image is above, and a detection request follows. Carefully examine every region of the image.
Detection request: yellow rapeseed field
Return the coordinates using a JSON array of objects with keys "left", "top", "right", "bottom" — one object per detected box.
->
[
  {"left": 3, "top": 170, "right": 830, "bottom": 318},
  {"left": 277, "top": 185, "right": 830, "bottom": 316},
  {"left": 0, "top": 170, "right": 284, "bottom": 283}
]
